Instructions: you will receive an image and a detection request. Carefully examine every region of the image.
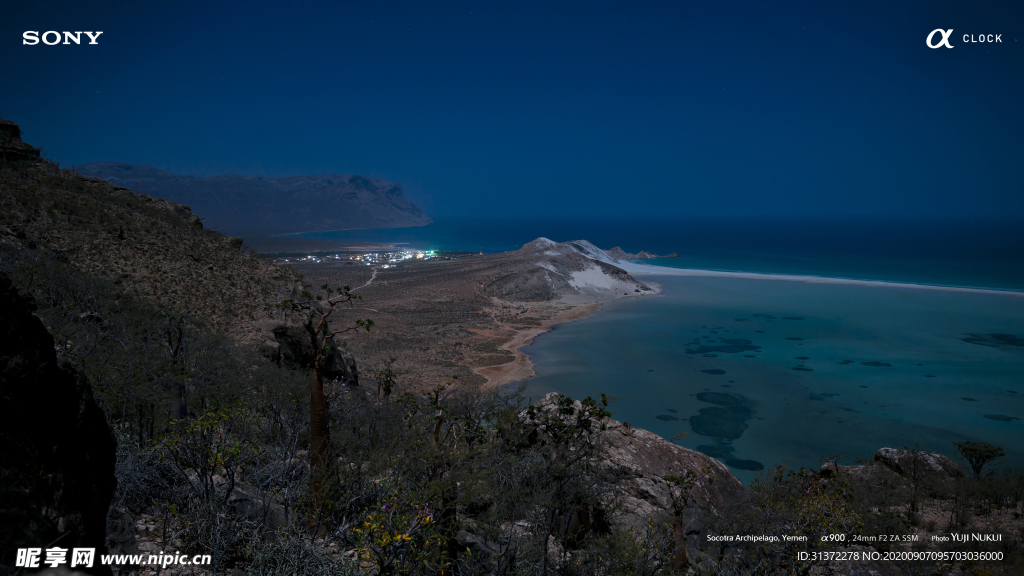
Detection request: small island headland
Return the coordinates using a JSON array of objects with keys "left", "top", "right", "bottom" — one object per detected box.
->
[{"left": 288, "top": 237, "right": 674, "bottom": 390}]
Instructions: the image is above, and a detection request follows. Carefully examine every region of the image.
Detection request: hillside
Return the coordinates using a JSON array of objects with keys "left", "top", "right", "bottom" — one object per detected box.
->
[
  {"left": 73, "top": 162, "right": 432, "bottom": 237},
  {"left": 0, "top": 123, "right": 303, "bottom": 342}
]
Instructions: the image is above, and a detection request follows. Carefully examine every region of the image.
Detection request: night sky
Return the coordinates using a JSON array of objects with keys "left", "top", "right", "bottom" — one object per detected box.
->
[{"left": 3, "top": 1, "right": 1022, "bottom": 220}]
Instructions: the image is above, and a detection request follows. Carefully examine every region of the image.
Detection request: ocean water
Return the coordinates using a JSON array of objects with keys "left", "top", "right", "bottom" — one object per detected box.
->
[
  {"left": 295, "top": 219, "right": 1024, "bottom": 482},
  {"left": 293, "top": 218, "right": 1024, "bottom": 290},
  {"left": 521, "top": 276, "right": 1024, "bottom": 483}
]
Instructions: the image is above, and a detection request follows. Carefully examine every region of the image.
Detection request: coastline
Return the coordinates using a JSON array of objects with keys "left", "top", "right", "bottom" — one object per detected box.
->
[
  {"left": 473, "top": 302, "right": 604, "bottom": 388},
  {"left": 474, "top": 259, "right": 1024, "bottom": 389},
  {"left": 291, "top": 237, "right": 1023, "bottom": 394},
  {"left": 617, "top": 261, "right": 1024, "bottom": 297}
]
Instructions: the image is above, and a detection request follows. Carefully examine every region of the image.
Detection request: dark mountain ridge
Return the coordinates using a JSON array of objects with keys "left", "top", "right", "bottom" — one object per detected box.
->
[{"left": 74, "top": 161, "right": 432, "bottom": 236}]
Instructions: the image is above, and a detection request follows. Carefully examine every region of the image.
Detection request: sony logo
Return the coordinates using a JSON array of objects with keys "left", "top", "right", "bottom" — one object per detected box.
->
[{"left": 22, "top": 31, "right": 103, "bottom": 45}]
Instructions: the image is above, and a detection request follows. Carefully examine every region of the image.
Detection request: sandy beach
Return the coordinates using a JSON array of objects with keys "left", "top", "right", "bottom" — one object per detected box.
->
[
  {"left": 617, "top": 261, "right": 1024, "bottom": 297},
  {"left": 473, "top": 303, "right": 602, "bottom": 388}
]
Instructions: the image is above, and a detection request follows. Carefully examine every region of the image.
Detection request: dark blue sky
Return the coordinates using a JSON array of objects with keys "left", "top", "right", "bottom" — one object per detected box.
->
[{"left": 3, "top": 1, "right": 1022, "bottom": 219}]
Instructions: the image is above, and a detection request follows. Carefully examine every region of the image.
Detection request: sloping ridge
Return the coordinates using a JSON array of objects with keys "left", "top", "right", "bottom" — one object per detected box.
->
[
  {"left": 74, "top": 161, "right": 433, "bottom": 236},
  {"left": 483, "top": 237, "right": 656, "bottom": 303}
]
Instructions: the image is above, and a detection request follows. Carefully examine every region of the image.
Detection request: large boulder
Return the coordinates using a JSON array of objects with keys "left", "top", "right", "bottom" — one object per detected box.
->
[
  {"left": 528, "top": 394, "right": 745, "bottom": 532},
  {"left": 874, "top": 447, "right": 962, "bottom": 479},
  {"left": 0, "top": 273, "right": 116, "bottom": 575},
  {"left": 263, "top": 322, "right": 359, "bottom": 385},
  {"left": 596, "top": 419, "right": 745, "bottom": 528},
  {"left": 226, "top": 480, "right": 288, "bottom": 531},
  {"left": 873, "top": 447, "right": 962, "bottom": 494}
]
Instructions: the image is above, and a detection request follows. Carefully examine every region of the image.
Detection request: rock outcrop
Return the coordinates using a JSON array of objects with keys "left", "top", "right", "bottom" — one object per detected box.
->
[
  {"left": 873, "top": 447, "right": 962, "bottom": 485},
  {"left": 529, "top": 394, "right": 744, "bottom": 531},
  {"left": 0, "top": 273, "right": 116, "bottom": 575},
  {"left": 73, "top": 162, "right": 432, "bottom": 237},
  {"left": 597, "top": 417, "right": 745, "bottom": 530},
  {"left": 0, "top": 117, "right": 42, "bottom": 162},
  {"left": 606, "top": 246, "right": 677, "bottom": 260}
]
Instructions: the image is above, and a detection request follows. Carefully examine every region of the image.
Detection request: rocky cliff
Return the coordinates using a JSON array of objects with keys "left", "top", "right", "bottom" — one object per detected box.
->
[
  {"left": 0, "top": 118, "right": 42, "bottom": 162},
  {"left": 530, "top": 393, "right": 745, "bottom": 531},
  {"left": 73, "top": 162, "right": 432, "bottom": 237}
]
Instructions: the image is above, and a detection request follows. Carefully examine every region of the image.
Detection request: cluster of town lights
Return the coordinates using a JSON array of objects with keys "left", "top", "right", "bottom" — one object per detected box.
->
[{"left": 280, "top": 250, "right": 436, "bottom": 266}]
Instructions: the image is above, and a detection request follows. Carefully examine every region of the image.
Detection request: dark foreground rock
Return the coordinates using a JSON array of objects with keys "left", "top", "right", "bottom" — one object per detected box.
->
[{"left": 0, "top": 273, "right": 116, "bottom": 575}]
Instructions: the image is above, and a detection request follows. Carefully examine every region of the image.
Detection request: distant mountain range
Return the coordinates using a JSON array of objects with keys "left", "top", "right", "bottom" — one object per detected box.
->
[{"left": 73, "top": 162, "right": 432, "bottom": 237}]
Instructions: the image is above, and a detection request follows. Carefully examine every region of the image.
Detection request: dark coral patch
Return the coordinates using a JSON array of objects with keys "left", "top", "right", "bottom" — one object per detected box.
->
[
  {"left": 861, "top": 361, "right": 891, "bottom": 367},
  {"left": 686, "top": 338, "right": 761, "bottom": 356},
  {"left": 689, "top": 392, "right": 755, "bottom": 441},
  {"left": 726, "top": 459, "right": 765, "bottom": 471},
  {"left": 963, "top": 333, "right": 1024, "bottom": 351},
  {"left": 983, "top": 414, "right": 1020, "bottom": 422},
  {"left": 696, "top": 444, "right": 731, "bottom": 458}
]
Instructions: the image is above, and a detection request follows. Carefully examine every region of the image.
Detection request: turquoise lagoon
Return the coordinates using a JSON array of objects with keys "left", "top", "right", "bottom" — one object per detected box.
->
[
  {"left": 295, "top": 219, "right": 1024, "bottom": 483},
  {"left": 522, "top": 275, "right": 1024, "bottom": 483}
]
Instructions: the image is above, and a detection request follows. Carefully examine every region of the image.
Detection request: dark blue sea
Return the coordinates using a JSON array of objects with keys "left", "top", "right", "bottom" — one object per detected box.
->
[
  {"left": 296, "top": 219, "right": 1024, "bottom": 482},
  {"left": 293, "top": 218, "right": 1024, "bottom": 290}
]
